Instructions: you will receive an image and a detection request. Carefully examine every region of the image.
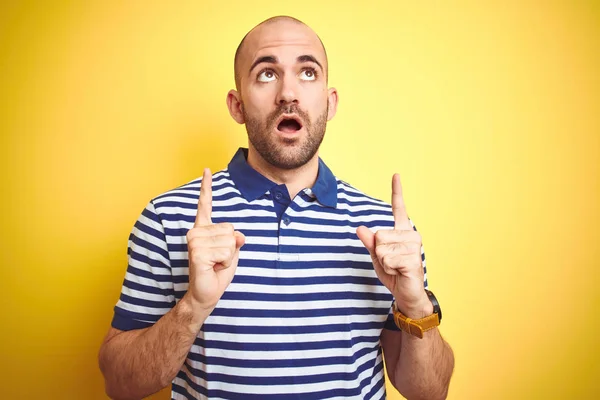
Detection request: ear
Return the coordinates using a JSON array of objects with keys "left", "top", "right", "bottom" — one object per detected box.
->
[
  {"left": 226, "top": 90, "right": 245, "bottom": 124},
  {"left": 326, "top": 87, "right": 338, "bottom": 121}
]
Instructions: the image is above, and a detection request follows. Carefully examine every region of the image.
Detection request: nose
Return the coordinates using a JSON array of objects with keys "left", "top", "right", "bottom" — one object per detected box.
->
[{"left": 275, "top": 74, "right": 299, "bottom": 105}]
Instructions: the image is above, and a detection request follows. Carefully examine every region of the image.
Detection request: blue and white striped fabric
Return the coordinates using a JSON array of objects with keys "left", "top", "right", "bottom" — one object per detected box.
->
[{"left": 112, "top": 148, "right": 427, "bottom": 399}]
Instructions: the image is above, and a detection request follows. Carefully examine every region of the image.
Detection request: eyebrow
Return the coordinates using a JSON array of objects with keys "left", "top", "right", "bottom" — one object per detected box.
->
[
  {"left": 248, "top": 54, "right": 324, "bottom": 75},
  {"left": 297, "top": 55, "right": 323, "bottom": 71},
  {"left": 249, "top": 56, "right": 278, "bottom": 74}
]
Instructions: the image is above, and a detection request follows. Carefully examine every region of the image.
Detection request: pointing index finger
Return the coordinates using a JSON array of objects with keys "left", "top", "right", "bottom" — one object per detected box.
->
[
  {"left": 195, "top": 168, "right": 212, "bottom": 226},
  {"left": 392, "top": 173, "right": 410, "bottom": 230}
]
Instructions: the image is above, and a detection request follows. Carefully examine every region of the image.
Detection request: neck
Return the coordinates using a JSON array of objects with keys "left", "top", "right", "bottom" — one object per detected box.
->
[{"left": 246, "top": 145, "right": 320, "bottom": 200}]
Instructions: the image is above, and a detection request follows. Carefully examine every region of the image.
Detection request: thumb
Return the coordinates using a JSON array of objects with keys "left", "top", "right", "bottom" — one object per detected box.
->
[
  {"left": 356, "top": 226, "right": 375, "bottom": 254},
  {"left": 234, "top": 231, "right": 246, "bottom": 250}
]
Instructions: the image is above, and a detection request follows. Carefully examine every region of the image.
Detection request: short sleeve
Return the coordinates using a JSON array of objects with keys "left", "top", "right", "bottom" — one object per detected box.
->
[
  {"left": 383, "top": 219, "right": 428, "bottom": 331},
  {"left": 111, "top": 200, "right": 176, "bottom": 331}
]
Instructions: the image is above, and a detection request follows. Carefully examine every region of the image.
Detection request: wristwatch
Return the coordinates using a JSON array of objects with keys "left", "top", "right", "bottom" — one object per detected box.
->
[{"left": 393, "top": 289, "right": 442, "bottom": 339}]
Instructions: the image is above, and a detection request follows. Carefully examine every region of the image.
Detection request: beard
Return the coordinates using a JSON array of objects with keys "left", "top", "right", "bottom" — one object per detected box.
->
[{"left": 243, "top": 102, "right": 328, "bottom": 170}]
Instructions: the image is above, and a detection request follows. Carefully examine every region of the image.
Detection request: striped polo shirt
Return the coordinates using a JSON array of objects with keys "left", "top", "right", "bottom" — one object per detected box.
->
[{"left": 112, "top": 148, "right": 427, "bottom": 399}]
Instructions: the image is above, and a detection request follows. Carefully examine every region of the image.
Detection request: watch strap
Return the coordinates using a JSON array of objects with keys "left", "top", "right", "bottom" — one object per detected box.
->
[{"left": 393, "top": 302, "right": 440, "bottom": 339}]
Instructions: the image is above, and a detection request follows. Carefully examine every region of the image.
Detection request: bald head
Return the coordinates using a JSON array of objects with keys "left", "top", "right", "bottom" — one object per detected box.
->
[{"left": 234, "top": 16, "right": 328, "bottom": 90}]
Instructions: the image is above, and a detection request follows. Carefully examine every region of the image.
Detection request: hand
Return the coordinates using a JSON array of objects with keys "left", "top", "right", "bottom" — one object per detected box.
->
[
  {"left": 185, "top": 168, "right": 245, "bottom": 311},
  {"left": 357, "top": 174, "right": 432, "bottom": 319}
]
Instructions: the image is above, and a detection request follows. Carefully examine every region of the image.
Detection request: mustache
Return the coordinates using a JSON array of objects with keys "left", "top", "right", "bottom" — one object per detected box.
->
[{"left": 266, "top": 104, "right": 310, "bottom": 128}]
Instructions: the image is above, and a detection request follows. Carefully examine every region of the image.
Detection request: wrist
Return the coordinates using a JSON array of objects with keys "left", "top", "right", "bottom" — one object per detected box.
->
[
  {"left": 178, "top": 293, "right": 212, "bottom": 332},
  {"left": 392, "top": 290, "right": 442, "bottom": 339},
  {"left": 395, "top": 295, "right": 434, "bottom": 319}
]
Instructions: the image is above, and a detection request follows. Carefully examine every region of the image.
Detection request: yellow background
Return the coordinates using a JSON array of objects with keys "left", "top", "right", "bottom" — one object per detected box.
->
[{"left": 1, "top": 1, "right": 598, "bottom": 399}]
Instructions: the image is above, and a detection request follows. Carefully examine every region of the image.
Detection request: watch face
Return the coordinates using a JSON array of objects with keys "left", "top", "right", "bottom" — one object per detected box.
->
[{"left": 425, "top": 289, "right": 442, "bottom": 322}]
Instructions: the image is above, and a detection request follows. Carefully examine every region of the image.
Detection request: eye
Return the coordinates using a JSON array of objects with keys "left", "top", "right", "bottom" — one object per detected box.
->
[
  {"left": 300, "top": 68, "right": 317, "bottom": 81},
  {"left": 257, "top": 69, "right": 276, "bottom": 82}
]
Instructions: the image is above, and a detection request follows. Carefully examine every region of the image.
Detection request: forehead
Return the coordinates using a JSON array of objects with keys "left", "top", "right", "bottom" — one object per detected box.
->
[{"left": 242, "top": 21, "right": 326, "bottom": 66}]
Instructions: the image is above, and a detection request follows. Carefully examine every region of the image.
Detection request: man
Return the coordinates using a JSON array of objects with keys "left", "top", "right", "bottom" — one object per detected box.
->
[{"left": 99, "top": 16, "right": 454, "bottom": 400}]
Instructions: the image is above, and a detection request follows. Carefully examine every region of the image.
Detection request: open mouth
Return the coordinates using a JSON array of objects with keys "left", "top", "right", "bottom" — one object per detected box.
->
[{"left": 276, "top": 115, "right": 303, "bottom": 133}]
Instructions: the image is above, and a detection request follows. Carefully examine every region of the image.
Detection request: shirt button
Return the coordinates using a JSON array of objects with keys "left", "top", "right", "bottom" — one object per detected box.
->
[
  {"left": 275, "top": 192, "right": 282, "bottom": 200},
  {"left": 283, "top": 217, "right": 291, "bottom": 225}
]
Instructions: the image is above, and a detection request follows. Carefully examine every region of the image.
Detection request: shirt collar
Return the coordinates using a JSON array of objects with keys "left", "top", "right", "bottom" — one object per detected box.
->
[
  {"left": 311, "top": 157, "right": 338, "bottom": 208},
  {"left": 227, "top": 147, "right": 338, "bottom": 208}
]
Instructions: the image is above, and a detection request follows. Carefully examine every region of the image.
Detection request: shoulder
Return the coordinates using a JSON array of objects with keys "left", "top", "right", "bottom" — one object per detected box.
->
[
  {"left": 336, "top": 179, "right": 392, "bottom": 210},
  {"left": 146, "top": 168, "right": 234, "bottom": 219},
  {"left": 335, "top": 179, "right": 394, "bottom": 228},
  {"left": 336, "top": 179, "right": 421, "bottom": 233}
]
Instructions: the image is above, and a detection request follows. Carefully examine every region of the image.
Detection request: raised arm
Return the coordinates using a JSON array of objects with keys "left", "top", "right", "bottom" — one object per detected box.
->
[
  {"left": 357, "top": 174, "right": 454, "bottom": 399},
  {"left": 98, "top": 169, "right": 245, "bottom": 400}
]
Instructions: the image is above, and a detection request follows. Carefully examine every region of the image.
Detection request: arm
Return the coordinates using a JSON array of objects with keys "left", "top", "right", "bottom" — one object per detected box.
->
[
  {"left": 357, "top": 174, "right": 454, "bottom": 399},
  {"left": 381, "top": 321, "right": 454, "bottom": 400},
  {"left": 98, "top": 294, "right": 210, "bottom": 400},
  {"left": 99, "top": 169, "right": 245, "bottom": 400}
]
